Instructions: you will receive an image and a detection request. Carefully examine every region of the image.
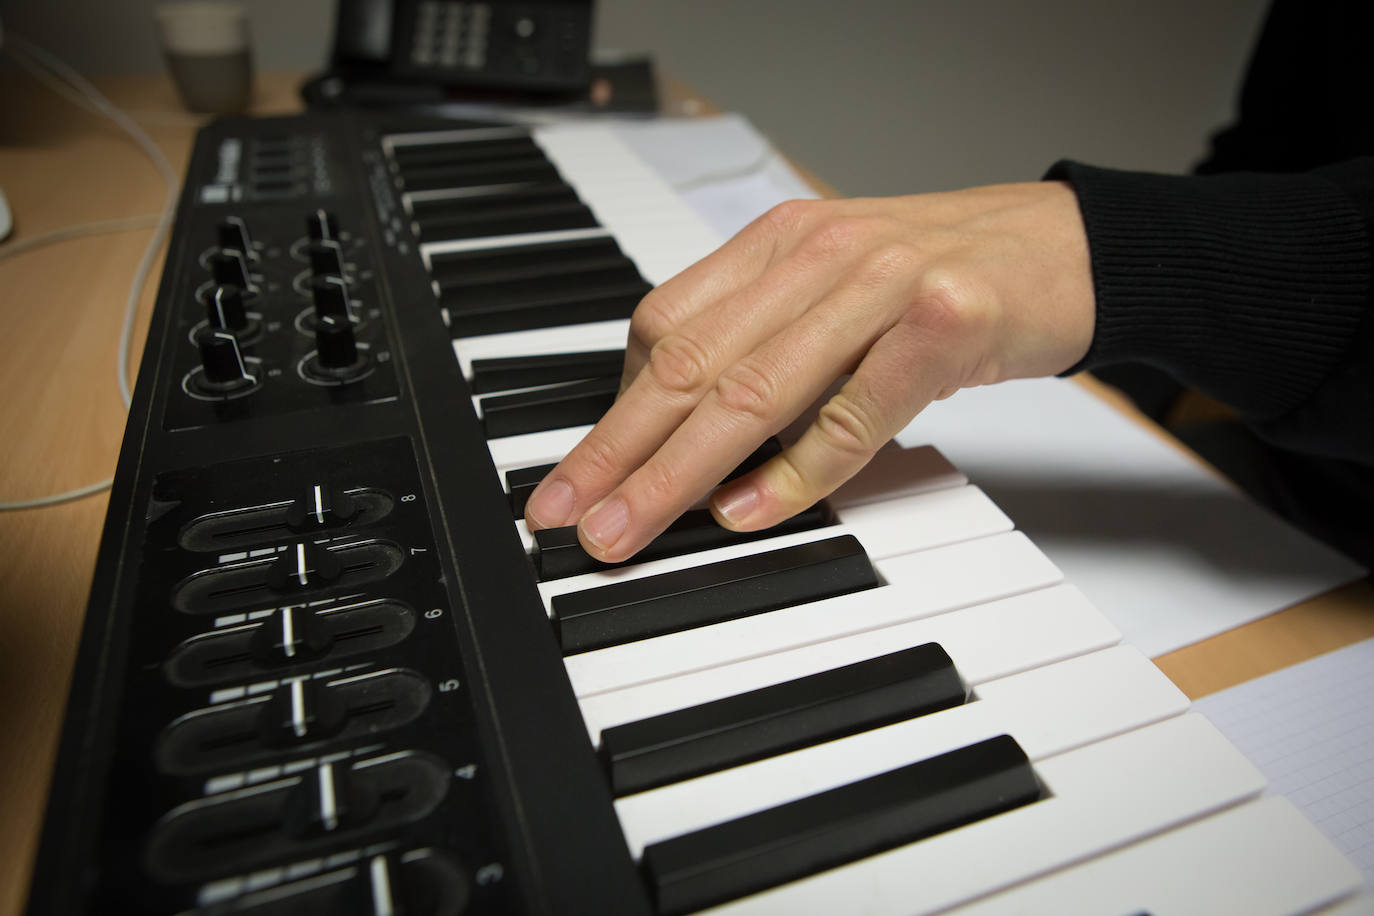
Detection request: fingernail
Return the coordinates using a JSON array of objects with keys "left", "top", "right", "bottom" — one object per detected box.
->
[
  {"left": 527, "top": 478, "right": 574, "bottom": 528},
  {"left": 713, "top": 484, "right": 760, "bottom": 525},
  {"left": 581, "top": 497, "right": 629, "bottom": 550}
]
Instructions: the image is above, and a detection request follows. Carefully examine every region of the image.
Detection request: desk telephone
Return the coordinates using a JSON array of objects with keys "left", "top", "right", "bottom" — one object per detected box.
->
[{"left": 332, "top": 0, "right": 594, "bottom": 93}]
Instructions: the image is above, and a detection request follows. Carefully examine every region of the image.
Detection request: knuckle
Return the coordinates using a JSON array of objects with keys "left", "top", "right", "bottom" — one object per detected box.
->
[
  {"left": 798, "top": 216, "right": 876, "bottom": 263},
  {"left": 857, "top": 242, "right": 918, "bottom": 286},
  {"left": 714, "top": 357, "right": 781, "bottom": 423},
  {"left": 646, "top": 333, "right": 713, "bottom": 397},
  {"left": 770, "top": 453, "right": 813, "bottom": 504},
  {"left": 758, "top": 198, "right": 815, "bottom": 236},
  {"left": 574, "top": 433, "right": 626, "bottom": 483},
  {"left": 911, "top": 266, "right": 990, "bottom": 340},
  {"left": 628, "top": 290, "right": 678, "bottom": 351},
  {"left": 635, "top": 459, "right": 682, "bottom": 507},
  {"left": 815, "top": 392, "right": 883, "bottom": 457}
]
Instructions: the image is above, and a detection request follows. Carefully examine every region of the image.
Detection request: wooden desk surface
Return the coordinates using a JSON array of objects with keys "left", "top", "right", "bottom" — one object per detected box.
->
[{"left": 0, "top": 68, "right": 1369, "bottom": 916}]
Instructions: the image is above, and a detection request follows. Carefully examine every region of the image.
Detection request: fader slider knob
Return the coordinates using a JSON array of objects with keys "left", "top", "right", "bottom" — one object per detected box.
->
[
  {"left": 256, "top": 677, "right": 348, "bottom": 746},
  {"left": 285, "top": 483, "right": 358, "bottom": 531},
  {"left": 249, "top": 606, "right": 334, "bottom": 666}
]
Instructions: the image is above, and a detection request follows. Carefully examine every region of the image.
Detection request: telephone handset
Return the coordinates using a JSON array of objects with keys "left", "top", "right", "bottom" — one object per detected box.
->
[{"left": 330, "top": 0, "right": 594, "bottom": 94}]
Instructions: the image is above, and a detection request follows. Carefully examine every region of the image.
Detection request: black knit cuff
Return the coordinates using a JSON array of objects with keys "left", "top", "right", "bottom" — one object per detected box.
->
[{"left": 1047, "top": 160, "right": 1370, "bottom": 420}]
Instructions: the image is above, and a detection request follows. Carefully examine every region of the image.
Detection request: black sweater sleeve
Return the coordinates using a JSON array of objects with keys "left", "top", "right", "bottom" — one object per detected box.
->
[{"left": 1048, "top": 158, "right": 1374, "bottom": 465}]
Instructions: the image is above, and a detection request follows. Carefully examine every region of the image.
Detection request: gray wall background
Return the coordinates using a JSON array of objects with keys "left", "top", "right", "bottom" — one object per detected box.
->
[{"left": 1, "top": 0, "right": 1270, "bottom": 195}]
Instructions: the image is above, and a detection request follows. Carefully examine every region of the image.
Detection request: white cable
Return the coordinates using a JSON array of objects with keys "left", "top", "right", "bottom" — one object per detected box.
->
[
  {"left": 0, "top": 35, "right": 182, "bottom": 511},
  {"left": 0, "top": 214, "right": 160, "bottom": 263}
]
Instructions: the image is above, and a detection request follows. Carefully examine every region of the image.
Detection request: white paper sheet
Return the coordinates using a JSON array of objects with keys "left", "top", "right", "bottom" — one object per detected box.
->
[
  {"left": 899, "top": 379, "right": 1365, "bottom": 656},
  {"left": 1196, "top": 638, "right": 1374, "bottom": 886}
]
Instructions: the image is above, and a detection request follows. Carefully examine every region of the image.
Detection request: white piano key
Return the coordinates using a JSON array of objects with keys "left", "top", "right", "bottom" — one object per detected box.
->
[
  {"left": 382, "top": 126, "right": 529, "bottom": 151},
  {"left": 701, "top": 714, "right": 1265, "bottom": 916},
  {"left": 615, "top": 646, "right": 1189, "bottom": 858},
  {"left": 533, "top": 125, "right": 723, "bottom": 284},
  {"left": 452, "top": 319, "right": 630, "bottom": 380},
  {"left": 537, "top": 484, "right": 1014, "bottom": 612},
  {"left": 950, "top": 795, "right": 1362, "bottom": 916},
  {"left": 566, "top": 580, "right": 1116, "bottom": 700},
  {"left": 575, "top": 532, "right": 1063, "bottom": 737},
  {"left": 419, "top": 226, "right": 613, "bottom": 266},
  {"left": 488, "top": 424, "right": 594, "bottom": 471}
]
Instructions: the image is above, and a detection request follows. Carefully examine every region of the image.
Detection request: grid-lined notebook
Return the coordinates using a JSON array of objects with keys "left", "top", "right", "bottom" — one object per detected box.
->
[{"left": 1196, "top": 637, "right": 1374, "bottom": 886}]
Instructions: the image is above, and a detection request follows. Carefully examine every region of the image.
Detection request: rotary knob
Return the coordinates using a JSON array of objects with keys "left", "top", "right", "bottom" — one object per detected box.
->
[
  {"left": 311, "top": 274, "right": 356, "bottom": 322},
  {"left": 195, "top": 329, "right": 256, "bottom": 392},
  {"left": 206, "top": 284, "right": 248, "bottom": 333},
  {"left": 316, "top": 313, "right": 362, "bottom": 371},
  {"left": 211, "top": 248, "right": 255, "bottom": 290},
  {"left": 306, "top": 208, "right": 340, "bottom": 242},
  {"left": 217, "top": 215, "right": 254, "bottom": 254},
  {"left": 308, "top": 238, "right": 347, "bottom": 278}
]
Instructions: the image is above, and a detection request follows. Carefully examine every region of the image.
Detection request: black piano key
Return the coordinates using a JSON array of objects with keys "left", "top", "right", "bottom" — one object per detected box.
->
[
  {"left": 551, "top": 534, "right": 879, "bottom": 655},
  {"left": 427, "top": 235, "right": 629, "bottom": 287},
  {"left": 407, "top": 183, "right": 582, "bottom": 223},
  {"left": 439, "top": 264, "right": 648, "bottom": 314},
  {"left": 507, "top": 462, "right": 557, "bottom": 517},
  {"left": 534, "top": 502, "right": 833, "bottom": 581},
  {"left": 504, "top": 437, "right": 785, "bottom": 519},
  {"left": 389, "top": 136, "right": 540, "bottom": 171},
  {"left": 642, "top": 734, "right": 1042, "bottom": 916},
  {"left": 481, "top": 376, "right": 620, "bottom": 439},
  {"left": 396, "top": 158, "right": 563, "bottom": 192},
  {"left": 471, "top": 349, "right": 627, "bottom": 394},
  {"left": 601, "top": 642, "right": 966, "bottom": 797},
  {"left": 443, "top": 283, "right": 649, "bottom": 338},
  {"left": 414, "top": 201, "right": 598, "bottom": 243}
]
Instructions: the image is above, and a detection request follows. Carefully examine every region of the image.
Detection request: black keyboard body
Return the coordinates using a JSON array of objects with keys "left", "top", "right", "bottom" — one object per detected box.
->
[{"left": 25, "top": 112, "right": 654, "bottom": 916}]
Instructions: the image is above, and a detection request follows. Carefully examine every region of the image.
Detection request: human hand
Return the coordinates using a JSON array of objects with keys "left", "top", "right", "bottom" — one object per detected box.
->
[{"left": 522, "top": 181, "right": 1095, "bottom": 562}]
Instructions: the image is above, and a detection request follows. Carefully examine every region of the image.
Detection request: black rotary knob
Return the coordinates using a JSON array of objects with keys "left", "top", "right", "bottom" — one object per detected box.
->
[
  {"left": 196, "top": 329, "right": 255, "bottom": 389},
  {"left": 308, "top": 238, "right": 346, "bottom": 277},
  {"left": 211, "top": 248, "right": 253, "bottom": 289},
  {"left": 217, "top": 215, "right": 253, "bottom": 253},
  {"left": 206, "top": 285, "right": 248, "bottom": 332},
  {"left": 306, "top": 208, "right": 340, "bottom": 242},
  {"left": 311, "top": 274, "right": 355, "bottom": 321},
  {"left": 316, "top": 313, "right": 360, "bottom": 370}
]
